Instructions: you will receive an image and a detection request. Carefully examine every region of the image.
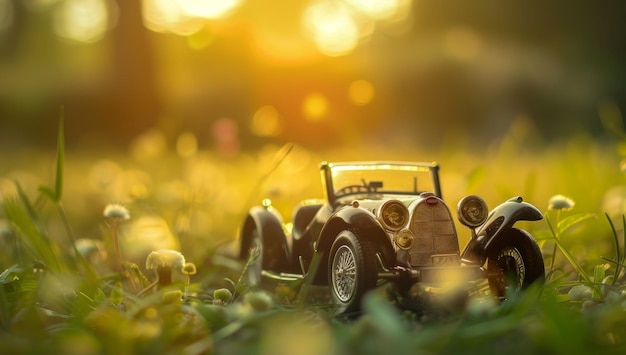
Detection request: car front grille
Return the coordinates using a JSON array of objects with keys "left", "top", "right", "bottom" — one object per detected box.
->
[{"left": 408, "top": 199, "right": 460, "bottom": 267}]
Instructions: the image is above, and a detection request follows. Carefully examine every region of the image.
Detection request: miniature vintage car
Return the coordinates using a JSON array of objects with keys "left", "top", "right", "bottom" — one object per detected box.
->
[{"left": 238, "top": 161, "right": 545, "bottom": 314}]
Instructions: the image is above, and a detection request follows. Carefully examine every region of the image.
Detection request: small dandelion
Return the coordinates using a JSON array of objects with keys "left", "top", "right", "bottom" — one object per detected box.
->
[
  {"left": 546, "top": 194, "right": 576, "bottom": 281},
  {"left": 104, "top": 203, "right": 130, "bottom": 220},
  {"left": 548, "top": 194, "right": 575, "bottom": 211},
  {"left": 182, "top": 262, "right": 197, "bottom": 299},
  {"left": 146, "top": 249, "right": 186, "bottom": 286},
  {"left": 103, "top": 203, "right": 130, "bottom": 271}
]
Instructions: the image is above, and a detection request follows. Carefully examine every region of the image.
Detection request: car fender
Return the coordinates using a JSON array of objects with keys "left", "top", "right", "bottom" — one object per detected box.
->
[
  {"left": 312, "top": 205, "right": 395, "bottom": 284},
  {"left": 461, "top": 196, "right": 543, "bottom": 264},
  {"left": 239, "top": 205, "right": 291, "bottom": 272}
]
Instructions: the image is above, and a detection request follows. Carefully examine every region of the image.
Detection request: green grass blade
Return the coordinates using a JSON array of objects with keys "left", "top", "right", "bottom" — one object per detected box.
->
[
  {"left": 557, "top": 213, "right": 596, "bottom": 235},
  {"left": 296, "top": 250, "right": 323, "bottom": 305},
  {"left": 15, "top": 181, "right": 40, "bottom": 222},
  {"left": 592, "top": 264, "right": 605, "bottom": 299},
  {"left": 604, "top": 213, "right": 621, "bottom": 285},
  {"left": 54, "top": 108, "right": 65, "bottom": 202},
  {"left": 546, "top": 215, "right": 591, "bottom": 283},
  {"left": 3, "top": 199, "right": 62, "bottom": 272},
  {"left": 622, "top": 215, "right": 626, "bottom": 264}
]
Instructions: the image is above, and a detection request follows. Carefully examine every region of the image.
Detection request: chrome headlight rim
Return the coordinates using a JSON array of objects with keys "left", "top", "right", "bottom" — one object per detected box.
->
[
  {"left": 394, "top": 229, "right": 415, "bottom": 250},
  {"left": 377, "top": 199, "right": 409, "bottom": 231},
  {"left": 457, "top": 195, "right": 489, "bottom": 228}
]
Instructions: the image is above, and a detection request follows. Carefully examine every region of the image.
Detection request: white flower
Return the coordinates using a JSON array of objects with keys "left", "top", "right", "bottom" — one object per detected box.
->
[
  {"left": 547, "top": 195, "right": 575, "bottom": 211},
  {"left": 103, "top": 203, "right": 130, "bottom": 220},
  {"left": 145, "top": 249, "right": 186, "bottom": 272}
]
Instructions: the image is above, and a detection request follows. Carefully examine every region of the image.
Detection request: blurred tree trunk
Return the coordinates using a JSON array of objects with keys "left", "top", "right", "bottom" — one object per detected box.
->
[
  {"left": 104, "top": 0, "right": 160, "bottom": 143},
  {"left": 0, "top": 0, "right": 23, "bottom": 58}
]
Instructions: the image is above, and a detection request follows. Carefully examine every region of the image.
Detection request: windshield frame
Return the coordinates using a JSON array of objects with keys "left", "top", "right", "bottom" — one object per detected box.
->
[{"left": 320, "top": 161, "right": 442, "bottom": 206}]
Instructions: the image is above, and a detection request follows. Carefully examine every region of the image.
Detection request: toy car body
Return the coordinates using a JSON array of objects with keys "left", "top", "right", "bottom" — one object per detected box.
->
[{"left": 239, "top": 161, "right": 545, "bottom": 314}]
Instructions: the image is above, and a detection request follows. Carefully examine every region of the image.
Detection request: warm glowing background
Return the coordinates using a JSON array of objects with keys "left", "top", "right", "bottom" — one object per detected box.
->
[
  {"left": 1, "top": 1, "right": 626, "bottom": 263},
  {"left": 1, "top": 0, "right": 624, "bottom": 151}
]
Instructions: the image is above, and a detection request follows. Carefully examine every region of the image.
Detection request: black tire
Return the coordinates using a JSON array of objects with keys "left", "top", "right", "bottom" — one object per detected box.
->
[
  {"left": 486, "top": 228, "right": 545, "bottom": 298},
  {"left": 328, "top": 230, "right": 377, "bottom": 314}
]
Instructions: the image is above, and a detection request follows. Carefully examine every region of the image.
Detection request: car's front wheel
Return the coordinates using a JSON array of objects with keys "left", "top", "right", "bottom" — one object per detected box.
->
[
  {"left": 486, "top": 228, "right": 545, "bottom": 298},
  {"left": 328, "top": 230, "right": 377, "bottom": 315}
]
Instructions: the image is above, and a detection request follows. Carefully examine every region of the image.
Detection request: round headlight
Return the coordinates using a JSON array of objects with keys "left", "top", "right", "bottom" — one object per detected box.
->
[
  {"left": 394, "top": 229, "right": 414, "bottom": 250},
  {"left": 377, "top": 200, "right": 409, "bottom": 231},
  {"left": 457, "top": 195, "right": 488, "bottom": 227}
]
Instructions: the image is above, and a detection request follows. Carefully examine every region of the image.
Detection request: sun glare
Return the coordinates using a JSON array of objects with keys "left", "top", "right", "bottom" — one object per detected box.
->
[
  {"left": 53, "top": 0, "right": 111, "bottom": 43},
  {"left": 178, "top": 0, "right": 242, "bottom": 19},
  {"left": 345, "top": 0, "right": 400, "bottom": 20},
  {"left": 142, "top": 0, "right": 203, "bottom": 36},
  {"left": 303, "top": 1, "right": 360, "bottom": 57},
  {"left": 141, "top": 0, "right": 242, "bottom": 35}
]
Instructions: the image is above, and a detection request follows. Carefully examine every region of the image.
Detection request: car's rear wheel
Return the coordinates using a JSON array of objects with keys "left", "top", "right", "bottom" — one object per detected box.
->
[
  {"left": 486, "top": 228, "right": 545, "bottom": 298},
  {"left": 328, "top": 230, "right": 377, "bottom": 314}
]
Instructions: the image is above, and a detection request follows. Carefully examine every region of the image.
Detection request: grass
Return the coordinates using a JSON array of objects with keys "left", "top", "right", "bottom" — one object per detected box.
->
[{"left": 1, "top": 116, "right": 626, "bottom": 354}]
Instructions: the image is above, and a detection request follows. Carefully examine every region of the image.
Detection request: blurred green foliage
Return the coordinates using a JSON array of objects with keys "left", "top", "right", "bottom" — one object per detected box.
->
[{"left": 1, "top": 114, "right": 626, "bottom": 353}]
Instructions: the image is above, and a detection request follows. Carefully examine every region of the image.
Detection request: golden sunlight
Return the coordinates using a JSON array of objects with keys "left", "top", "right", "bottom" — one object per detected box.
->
[
  {"left": 176, "top": 132, "right": 198, "bottom": 158},
  {"left": 251, "top": 105, "right": 283, "bottom": 137},
  {"left": 345, "top": 0, "right": 400, "bottom": 20},
  {"left": 142, "top": 0, "right": 203, "bottom": 36},
  {"left": 178, "top": 0, "right": 242, "bottom": 19},
  {"left": 348, "top": 79, "right": 375, "bottom": 106},
  {"left": 302, "top": 92, "right": 329, "bottom": 121},
  {"left": 303, "top": 1, "right": 359, "bottom": 56},
  {"left": 53, "top": 0, "right": 111, "bottom": 43}
]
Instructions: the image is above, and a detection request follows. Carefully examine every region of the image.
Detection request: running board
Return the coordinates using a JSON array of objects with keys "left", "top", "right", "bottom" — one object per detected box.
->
[{"left": 261, "top": 270, "right": 304, "bottom": 281}]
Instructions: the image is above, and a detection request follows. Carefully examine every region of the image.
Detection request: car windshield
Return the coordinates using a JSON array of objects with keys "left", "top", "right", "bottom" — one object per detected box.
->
[{"left": 329, "top": 162, "right": 437, "bottom": 198}]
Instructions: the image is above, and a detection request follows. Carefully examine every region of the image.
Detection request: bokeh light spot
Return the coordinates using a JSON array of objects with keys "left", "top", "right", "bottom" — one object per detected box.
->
[
  {"left": 178, "top": 0, "right": 242, "bottom": 19},
  {"left": 251, "top": 105, "right": 283, "bottom": 137},
  {"left": 443, "top": 26, "right": 482, "bottom": 61},
  {"left": 141, "top": 0, "right": 203, "bottom": 36},
  {"left": 349, "top": 79, "right": 375, "bottom": 106},
  {"left": 302, "top": 92, "right": 329, "bottom": 121},
  {"left": 89, "top": 160, "right": 122, "bottom": 190},
  {"left": 345, "top": 0, "right": 400, "bottom": 20},
  {"left": 176, "top": 132, "right": 198, "bottom": 158},
  {"left": 303, "top": 1, "right": 359, "bottom": 56},
  {"left": 53, "top": 0, "right": 110, "bottom": 43},
  {"left": 131, "top": 129, "right": 168, "bottom": 162},
  {"left": 212, "top": 117, "right": 240, "bottom": 156}
]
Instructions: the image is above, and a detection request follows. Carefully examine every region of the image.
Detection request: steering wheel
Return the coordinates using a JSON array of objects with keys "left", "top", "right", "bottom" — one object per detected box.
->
[{"left": 336, "top": 185, "right": 368, "bottom": 195}]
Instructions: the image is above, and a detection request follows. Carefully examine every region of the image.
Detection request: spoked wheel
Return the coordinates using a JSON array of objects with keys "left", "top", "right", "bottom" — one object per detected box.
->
[
  {"left": 487, "top": 228, "right": 545, "bottom": 298},
  {"left": 328, "top": 230, "right": 377, "bottom": 315}
]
